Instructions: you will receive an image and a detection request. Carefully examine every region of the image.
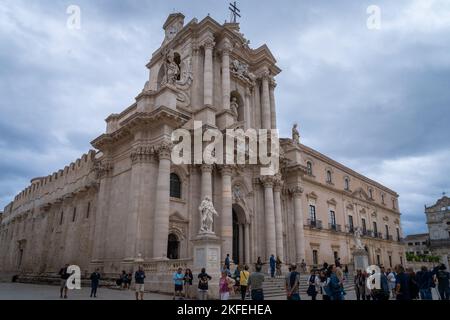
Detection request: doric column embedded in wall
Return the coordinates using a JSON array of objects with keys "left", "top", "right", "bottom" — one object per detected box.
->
[
  {"left": 200, "top": 164, "right": 214, "bottom": 201},
  {"left": 221, "top": 39, "right": 232, "bottom": 111},
  {"left": 152, "top": 142, "right": 173, "bottom": 259},
  {"left": 273, "top": 176, "right": 285, "bottom": 261},
  {"left": 91, "top": 156, "right": 114, "bottom": 265},
  {"left": 203, "top": 37, "right": 216, "bottom": 107},
  {"left": 220, "top": 165, "right": 233, "bottom": 259},
  {"left": 244, "top": 223, "right": 250, "bottom": 264},
  {"left": 124, "top": 144, "right": 156, "bottom": 261},
  {"left": 261, "top": 70, "right": 272, "bottom": 130},
  {"left": 260, "top": 175, "right": 277, "bottom": 260},
  {"left": 290, "top": 185, "right": 306, "bottom": 264},
  {"left": 269, "top": 78, "right": 277, "bottom": 129}
]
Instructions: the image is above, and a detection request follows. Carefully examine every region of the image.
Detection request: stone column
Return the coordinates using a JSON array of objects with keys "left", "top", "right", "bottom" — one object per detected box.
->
[
  {"left": 244, "top": 223, "right": 250, "bottom": 264},
  {"left": 201, "top": 164, "right": 213, "bottom": 200},
  {"left": 152, "top": 143, "right": 172, "bottom": 259},
  {"left": 261, "top": 70, "right": 271, "bottom": 129},
  {"left": 239, "top": 224, "right": 244, "bottom": 264},
  {"left": 244, "top": 87, "right": 252, "bottom": 130},
  {"left": 261, "top": 176, "right": 276, "bottom": 259},
  {"left": 273, "top": 178, "right": 284, "bottom": 261},
  {"left": 221, "top": 165, "right": 233, "bottom": 260},
  {"left": 269, "top": 78, "right": 277, "bottom": 129},
  {"left": 292, "top": 186, "right": 306, "bottom": 263},
  {"left": 203, "top": 38, "right": 215, "bottom": 107},
  {"left": 221, "top": 39, "right": 232, "bottom": 111}
]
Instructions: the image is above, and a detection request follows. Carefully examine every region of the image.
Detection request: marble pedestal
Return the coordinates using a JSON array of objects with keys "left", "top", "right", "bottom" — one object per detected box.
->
[
  {"left": 353, "top": 249, "right": 369, "bottom": 271},
  {"left": 192, "top": 233, "right": 222, "bottom": 300}
]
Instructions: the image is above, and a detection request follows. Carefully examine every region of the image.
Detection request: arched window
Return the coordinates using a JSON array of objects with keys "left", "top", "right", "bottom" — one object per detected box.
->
[
  {"left": 306, "top": 162, "right": 313, "bottom": 176},
  {"left": 326, "top": 170, "right": 332, "bottom": 183},
  {"left": 344, "top": 177, "right": 350, "bottom": 190},
  {"left": 170, "top": 173, "right": 182, "bottom": 199},
  {"left": 369, "top": 188, "right": 373, "bottom": 199},
  {"left": 167, "top": 233, "right": 180, "bottom": 260}
]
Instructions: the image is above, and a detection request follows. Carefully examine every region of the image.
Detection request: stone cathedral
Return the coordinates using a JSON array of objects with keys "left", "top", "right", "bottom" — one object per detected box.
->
[{"left": 0, "top": 14, "right": 406, "bottom": 292}]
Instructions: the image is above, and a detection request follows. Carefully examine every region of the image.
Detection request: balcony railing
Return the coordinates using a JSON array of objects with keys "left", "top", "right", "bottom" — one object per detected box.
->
[
  {"left": 329, "top": 223, "right": 342, "bottom": 232},
  {"left": 345, "top": 225, "right": 355, "bottom": 234},
  {"left": 376, "top": 232, "right": 383, "bottom": 239},
  {"left": 386, "top": 234, "right": 393, "bottom": 241},
  {"left": 364, "top": 229, "right": 373, "bottom": 237},
  {"left": 307, "top": 219, "right": 323, "bottom": 229}
]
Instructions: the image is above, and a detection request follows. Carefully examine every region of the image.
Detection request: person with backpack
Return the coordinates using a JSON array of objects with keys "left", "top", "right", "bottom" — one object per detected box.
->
[
  {"left": 354, "top": 270, "right": 366, "bottom": 300},
  {"left": 285, "top": 264, "right": 301, "bottom": 300},
  {"left": 306, "top": 269, "right": 318, "bottom": 300},
  {"left": 197, "top": 268, "right": 212, "bottom": 300},
  {"left": 239, "top": 265, "right": 250, "bottom": 301},
  {"left": 436, "top": 264, "right": 450, "bottom": 300}
]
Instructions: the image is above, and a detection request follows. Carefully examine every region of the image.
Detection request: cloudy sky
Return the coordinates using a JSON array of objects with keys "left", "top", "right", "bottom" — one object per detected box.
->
[{"left": 1, "top": 0, "right": 449, "bottom": 235}]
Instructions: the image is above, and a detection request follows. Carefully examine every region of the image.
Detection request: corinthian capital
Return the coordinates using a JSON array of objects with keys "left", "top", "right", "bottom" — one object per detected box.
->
[
  {"left": 203, "top": 37, "right": 216, "bottom": 50},
  {"left": 220, "top": 165, "right": 233, "bottom": 176},
  {"left": 156, "top": 142, "right": 172, "bottom": 160},
  {"left": 131, "top": 145, "right": 155, "bottom": 164},
  {"left": 201, "top": 164, "right": 214, "bottom": 173},
  {"left": 260, "top": 175, "right": 275, "bottom": 188},
  {"left": 289, "top": 185, "right": 304, "bottom": 197}
]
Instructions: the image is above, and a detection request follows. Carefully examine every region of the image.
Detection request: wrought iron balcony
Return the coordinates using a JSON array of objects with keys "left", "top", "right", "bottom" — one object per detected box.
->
[
  {"left": 345, "top": 225, "right": 355, "bottom": 234},
  {"left": 364, "top": 229, "right": 373, "bottom": 237},
  {"left": 329, "top": 223, "right": 342, "bottom": 232},
  {"left": 307, "top": 219, "right": 323, "bottom": 229},
  {"left": 385, "top": 234, "right": 393, "bottom": 241},
  {"left": 376, "top": 232, "right": 383, "bottom": 239}
]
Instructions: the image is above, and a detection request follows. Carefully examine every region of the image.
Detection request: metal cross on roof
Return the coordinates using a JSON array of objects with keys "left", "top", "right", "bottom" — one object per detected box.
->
[{"left": 229, "top": 1, "right": 241, "bottom": 23}]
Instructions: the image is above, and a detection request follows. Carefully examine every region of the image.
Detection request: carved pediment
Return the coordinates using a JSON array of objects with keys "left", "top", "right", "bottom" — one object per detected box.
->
[
  {"left": 169, "top": 211, "right": 188, "bottom": 223},
  {"left": 352, "top": 187, "right": 371, "bottom": 201},
  {"left": 307, "top": 191, "right": 318, "bottom": 200},
  {"left": 327, "top": 198, "right": 337, "bottom": 206}
]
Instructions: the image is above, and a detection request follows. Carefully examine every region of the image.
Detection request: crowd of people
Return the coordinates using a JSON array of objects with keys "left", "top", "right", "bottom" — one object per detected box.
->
[{"left": 55, "top": 257, "right": 450, "bottom": 301}]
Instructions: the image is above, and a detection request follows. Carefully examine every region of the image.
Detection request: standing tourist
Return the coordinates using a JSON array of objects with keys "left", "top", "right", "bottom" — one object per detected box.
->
[
  {"left": 344, "top": 265, "right": 349, "bottom": 279},
  {"left": 197, "top": 268, "right": 212, "bottom": 300},
  {"left": 307, "top": 269, "right": 318, "bottom": 300},
  {"left": 58, "top": 264, "right": 70, "bottom": 299},
  {"left": 89, "top": 268, "right": 101, "bottom": 298},
  {"left": 415, "top": 266, "right": 433, "bottom": 300},
  {"left": 395, "top": 264, "right": 411, "bottom": 300},
  {"left": 285, "top": 264, "right": 301, "bottom": 300},
  {"left": 239, "top": 265, "right": 250, "bottom": 301},
  {"left": 184, "top": 268, "right": 193, "bottom": 299},
  {"left": 335, "top": 257, "right": 341, "bottom": 268},
  {"left": 372, "top": 266, "right": 390, "bottom": 301},
  {"left": 363, "top": 271, "right": 372, "bottom": 300},
  {"left": 406, "top": 267, "right": 419, "bottom": 299},
  {"left": 219, "top": 271, "right": 235, "bottom": 300},
  {"left": 173, "top": 267, "right": 185, "bottom": 300},
  {"left": 386, "top": 268, "right": 396, "bottom": 298},
  {"left": 248, "top": 265, "right": 265, "bottom": 300},
  {"left": 354, "top": 270, "right": 366, "bottom": 300},
  {"left": 134, "top": 266, "right": 146, "bottom": 301},
  {"left": 269, "top": 254, "right": 276, "bottom": 278},
  {"left": 276, "top": 256, "right": 283, "bottom": 277},
  {"left": 225, "top": 254, "right": 231, "bottom": 270},
  {"left": 436, "top": 264, "right": 450, "bottom": 300},
  {"left": 256, "top": 257, "right": 264, "bottom": 270},
  {"left": 329, "top": 265, "right": 343, "bottom": 301},
  {"left": 300, "top": 259, "right": 307, "bottom": 273}
]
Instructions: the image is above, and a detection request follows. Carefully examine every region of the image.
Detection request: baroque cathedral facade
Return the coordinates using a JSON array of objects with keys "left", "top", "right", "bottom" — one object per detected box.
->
[{"left": 0, "top": 14, "right": 406, "bottom": 289}]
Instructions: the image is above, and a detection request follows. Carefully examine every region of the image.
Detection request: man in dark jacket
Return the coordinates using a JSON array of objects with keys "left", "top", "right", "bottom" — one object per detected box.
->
[
  {"left": 395, "top": 265, "right": 411, "bottom": 300},
  {"left": 90, "top": 268, "right": 101, "bottom": 298},
  {"left": 415, "top": 266, "right": 433, "bottom": 300},
  {"left": 436, "top": 264, "right": 450, "bottom": 300}
]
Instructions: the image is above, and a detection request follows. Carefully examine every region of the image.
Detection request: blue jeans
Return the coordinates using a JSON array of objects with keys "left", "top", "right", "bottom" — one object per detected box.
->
[
  {"left": 419, "top": 288, "right": 432, "bottom": 300},
  {"left": 251, "top": 289, "right": 264, "bottom": 301},
  {"left": 288, "top": 293, "right": 301, "bottom": 300}
]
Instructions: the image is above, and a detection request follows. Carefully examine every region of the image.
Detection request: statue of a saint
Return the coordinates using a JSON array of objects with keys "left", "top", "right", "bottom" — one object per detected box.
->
[
  {"left": 165, "top": 51, "right": 180, "bottom": 85},
  {"left": 198, "top": 196, "right": 218, "bottom": 234},
  {"left": 354, "top": 227, "right": 365, "bottom": 250},
  {"left": 292, "top": 123, "right": 300, "bottom": 144},
  {"left": 230, "top": 97, "right": 239, "bottom": 119}
]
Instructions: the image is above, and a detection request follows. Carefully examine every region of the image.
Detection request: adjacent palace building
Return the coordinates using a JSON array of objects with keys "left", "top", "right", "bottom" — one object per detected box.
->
[{"left": 0, "top": 14, "right": 406, "bottom": 289}]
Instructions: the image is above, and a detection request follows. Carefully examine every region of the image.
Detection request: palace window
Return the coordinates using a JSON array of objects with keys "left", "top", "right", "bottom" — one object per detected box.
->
[
  {"left": 396, "top": 228, "right": 400, "bottom": 241},
  {"left": 389, "top": 256, "right": 392, "bottom": 267},
  {"left": 381, "top": 194, "right": 385, "bottom": 204},
  {"left": 400, "top": 255, "right": 403, "bottom": 265},
  {"left": 59, "top": 211, "right": 64, "bottom": 225},
  {"left": 369, "top": 188, "right": 373, "bottom": 199},
  {"left": 309, "top": 205, "right": 316, "bottom": 222},
  {"left": 373, "top": 221, "right": 378, "bottom": 235},
  {"left": 86, "top": 202, "right": 91, "bottom": 219},
  {"left": 306, "top": 161, "right": 313, "bottom": 176},
  {"left": 170, "top": 173, "right": 182, "bottom": 199},
  {"left": 167, "top": 233, "right": 180, "bottom": 260},
  {"left": 312, "top": 250, "right": 319, "bottom": 266},
  {"left": 344, "top": 177, "right": 350, "bottom": 191},
  {"left": 376, "top": 255, "right": 381, "bottom": 266},
  {"left": 326, "top": 170, "right": 332, "bottom": 183},
  {"left": 348, "top": 215, "right": 354, "bottom": 231},
  {"left": 72, "top": 207, "right": 77, "bottom": 222},
  {"left": 329, "top": 210, "right": 336, "bottom": 226},
  {"left": 385, "top": 225, "right": 389, "bottom": 238},
  {"left": 362, "top": 218, "right": 367, "bottom": 234}
]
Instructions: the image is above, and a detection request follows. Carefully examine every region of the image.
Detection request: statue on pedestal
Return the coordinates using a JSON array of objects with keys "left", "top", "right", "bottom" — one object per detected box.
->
[
  {"left": 292, "top": 123, "right": 300, "bottom": 144},
  {"left": 230, "top": 97, "right": 239, "bottom": 119},
  {"left": 199, "top": 197, "right": 218, "bottom": 235},
  {"left": 354, "top": 227, "right": 365, "bottom": 250}
]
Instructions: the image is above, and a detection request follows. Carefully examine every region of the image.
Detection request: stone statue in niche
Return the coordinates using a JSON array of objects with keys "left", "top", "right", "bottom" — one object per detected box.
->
[
  {"left": 199, "top": 196, "right": 218, "bottom": 235},
  {"left": 292, "top": 123, "right": 300, "bottom": 144},
  {"left": 166, "top": 51, "right": 180, "bottom": 85},
  {"left": 354, "top": 227, "right": 365, "bottom": 250},
  {"left": 230, "top": 97, "right": 239, "bottom": 119}
]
